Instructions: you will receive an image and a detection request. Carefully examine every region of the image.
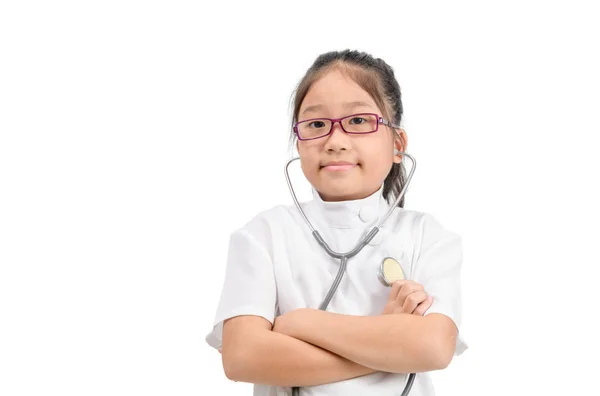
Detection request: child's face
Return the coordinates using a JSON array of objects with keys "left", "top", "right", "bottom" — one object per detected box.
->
[{"left": 297, "top": 69, "right": 406, "bottom": 202}]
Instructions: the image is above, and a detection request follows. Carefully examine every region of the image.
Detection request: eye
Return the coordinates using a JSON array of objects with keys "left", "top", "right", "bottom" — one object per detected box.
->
[
  {"left": 349, "top": 117, "right": 366, "bottom": 125},
  {"left": 308, "top": 120, "right": 327, "bottom": 128}
]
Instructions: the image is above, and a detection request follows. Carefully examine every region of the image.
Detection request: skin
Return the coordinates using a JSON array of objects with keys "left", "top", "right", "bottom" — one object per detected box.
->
[
  {"left": 219, "top": 68, "right": 460, "bottom": 386},
  {"left": 296, "top": 68, "right": 409, "bottom": 202}
]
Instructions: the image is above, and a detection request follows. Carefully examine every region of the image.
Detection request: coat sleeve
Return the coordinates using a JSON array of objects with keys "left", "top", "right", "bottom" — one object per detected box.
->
[
  {"left": 205, "top": 227, "right": 277, "bottom": 351},
  {"left": 412, "top": 213, "right": 468, "bottom": 356}
]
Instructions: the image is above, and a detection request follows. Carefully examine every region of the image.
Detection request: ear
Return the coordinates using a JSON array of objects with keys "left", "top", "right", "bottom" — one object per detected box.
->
[{"left": 393, "top": 129, "right": 408, "bottom": 163}]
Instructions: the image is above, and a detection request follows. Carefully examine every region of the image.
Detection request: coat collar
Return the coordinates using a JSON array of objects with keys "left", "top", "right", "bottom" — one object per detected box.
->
[{"left": 310, "top": 185, "right": 390, "bottom": 229}]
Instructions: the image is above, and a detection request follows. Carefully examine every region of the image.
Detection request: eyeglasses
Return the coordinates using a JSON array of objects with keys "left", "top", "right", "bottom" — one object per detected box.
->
[{"left": 293, "top": 113, "right": 399, "bottom": 141}]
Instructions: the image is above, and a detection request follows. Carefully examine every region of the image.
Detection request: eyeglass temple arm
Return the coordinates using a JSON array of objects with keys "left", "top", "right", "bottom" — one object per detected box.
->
[{"left": 379, "top": 117, "right": 401, "bottom": 129}]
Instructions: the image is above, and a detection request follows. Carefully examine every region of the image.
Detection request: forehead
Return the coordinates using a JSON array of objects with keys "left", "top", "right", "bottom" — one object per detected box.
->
[{"left": 299, "top": 69, "right": 379, "bottom": 117}]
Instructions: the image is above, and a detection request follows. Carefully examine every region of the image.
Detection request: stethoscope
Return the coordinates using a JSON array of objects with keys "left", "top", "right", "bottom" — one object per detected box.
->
[{"left": 284, "top": 151, "right": 417, "bottom": 396}]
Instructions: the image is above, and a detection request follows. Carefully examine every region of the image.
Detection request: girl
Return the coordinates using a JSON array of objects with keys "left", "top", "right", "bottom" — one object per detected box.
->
[{"left": 206, "top": 49, "right": 468, "bottom": 396}]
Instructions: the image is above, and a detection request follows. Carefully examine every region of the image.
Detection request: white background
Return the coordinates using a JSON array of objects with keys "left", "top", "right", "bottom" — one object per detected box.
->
[{"left": 1, "top": 1, "right": 599, "bottom": 395}]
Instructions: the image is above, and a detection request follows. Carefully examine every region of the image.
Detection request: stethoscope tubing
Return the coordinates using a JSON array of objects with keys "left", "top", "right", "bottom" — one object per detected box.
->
[{"left": 285, "top": 152, "right": 417, "bottom": 396}]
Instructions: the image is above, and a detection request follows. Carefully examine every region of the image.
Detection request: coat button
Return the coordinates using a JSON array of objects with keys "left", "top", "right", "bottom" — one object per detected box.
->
[{"left": 359, "top": 206, "right": 377, "bottom": 223}]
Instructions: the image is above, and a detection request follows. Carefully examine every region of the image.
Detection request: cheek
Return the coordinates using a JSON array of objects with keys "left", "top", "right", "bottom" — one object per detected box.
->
[
  {"left": 361, "top": 140, "right": 394, "bottom": 171},
  {"left": 298, "top": 145, "right": 320, "bottom": 176}
]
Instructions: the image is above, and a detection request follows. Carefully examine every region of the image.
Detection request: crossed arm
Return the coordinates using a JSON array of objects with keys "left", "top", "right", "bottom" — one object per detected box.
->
[{"left": 221, "top": 308, "right": 457, "bottom": 388}]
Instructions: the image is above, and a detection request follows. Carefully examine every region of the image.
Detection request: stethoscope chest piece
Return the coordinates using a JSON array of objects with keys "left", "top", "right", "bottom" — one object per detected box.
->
[{"left": 378, "top": 257, "right": 406, "bottom": 287}]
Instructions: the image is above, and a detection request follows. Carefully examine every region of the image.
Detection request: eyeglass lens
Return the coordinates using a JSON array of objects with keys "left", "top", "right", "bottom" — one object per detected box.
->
[{"left": 297, "top": 114, "right": 378, "bottom": 139}]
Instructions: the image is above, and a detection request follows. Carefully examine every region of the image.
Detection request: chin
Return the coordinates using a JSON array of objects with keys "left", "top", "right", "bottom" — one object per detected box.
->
[{"left": 318, "top": 184, "right": 363, "bottom": 202}]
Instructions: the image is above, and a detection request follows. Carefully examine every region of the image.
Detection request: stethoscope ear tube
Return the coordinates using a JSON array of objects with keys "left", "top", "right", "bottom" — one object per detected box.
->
[{"left": 284, "top": 152, "right": 417, "bottom": 233}]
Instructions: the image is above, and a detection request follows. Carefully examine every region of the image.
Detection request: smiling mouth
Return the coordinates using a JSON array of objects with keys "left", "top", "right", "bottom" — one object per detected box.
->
[{"left": 321, "top": 163, "right": 358, "bottom": 172}]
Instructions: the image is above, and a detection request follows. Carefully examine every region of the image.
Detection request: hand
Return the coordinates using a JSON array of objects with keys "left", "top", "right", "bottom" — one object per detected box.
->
[{"left": 382, "top": 280, "right": 433, "bottom": 316}]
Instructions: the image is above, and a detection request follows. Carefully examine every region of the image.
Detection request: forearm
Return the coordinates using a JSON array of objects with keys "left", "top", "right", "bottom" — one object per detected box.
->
[
  {"left": 283, "top": 309, "right": 453, "bottom": 373},
  {"left": 223, "top": 324, "right": 377, "bottom": 387}
]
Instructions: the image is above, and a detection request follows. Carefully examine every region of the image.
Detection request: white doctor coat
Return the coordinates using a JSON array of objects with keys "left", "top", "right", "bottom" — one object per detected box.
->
[{"left": 206, "top": 186, "right": 468, "bottom": 395}]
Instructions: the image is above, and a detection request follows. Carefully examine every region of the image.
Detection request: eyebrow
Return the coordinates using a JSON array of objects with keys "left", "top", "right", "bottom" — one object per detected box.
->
[{"left": 301, "top": 101, "right": 375, "bottom": 116}]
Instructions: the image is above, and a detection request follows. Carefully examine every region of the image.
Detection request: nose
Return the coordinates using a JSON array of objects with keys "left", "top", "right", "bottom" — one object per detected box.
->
[{"left": 324, "top": 121, "right": 351, "bottom": 153}]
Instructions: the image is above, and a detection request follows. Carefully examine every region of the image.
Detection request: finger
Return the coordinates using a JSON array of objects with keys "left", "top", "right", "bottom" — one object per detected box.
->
[
  {"left": 389, "top": 280, "right": 419, "bottom": 298},
  {"left": 413, "top": 295, "right": 434, "bottom": 316},
  {"left": 402, "top": 291, "right": 428, "bottom": 314},
  {"left": 395, "top": 282, "right": 424, "bottom": 306},
  {"left": 388, "top": 280, "right": 410, "bottom": 302}
]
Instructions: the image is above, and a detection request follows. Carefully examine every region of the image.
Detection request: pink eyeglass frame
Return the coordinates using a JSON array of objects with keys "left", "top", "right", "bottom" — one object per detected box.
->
[{"left": 293, "top": 113, "right": 400, "bottom": 141}]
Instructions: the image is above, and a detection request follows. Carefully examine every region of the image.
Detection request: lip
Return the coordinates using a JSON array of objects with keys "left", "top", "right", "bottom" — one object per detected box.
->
[{"left": 321, "top": 161, "right": 358, "bottom": 172}]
